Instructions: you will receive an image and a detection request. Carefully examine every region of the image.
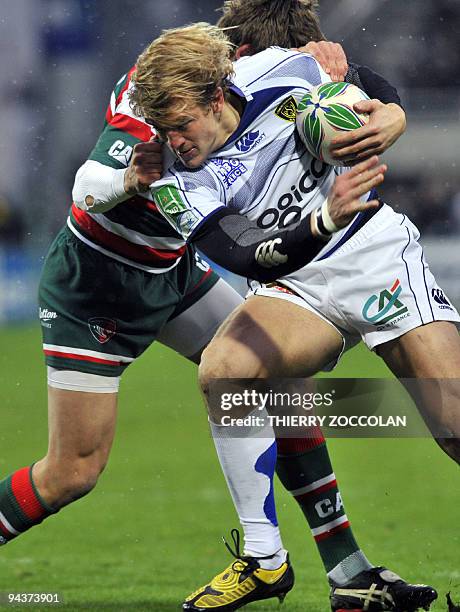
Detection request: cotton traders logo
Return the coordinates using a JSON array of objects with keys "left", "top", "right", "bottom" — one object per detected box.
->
[
  {"left": 88, "top": 318, "right": 117, "bottom": 344},
  {"left": 235, "top": 130, "right": 265, "bottom": 153},
  {"left": 362, "top": 279, "right": 409, "bottom": 326},
  {"left": 39, "top": 308, "right": 58, "bottom": 328},
  {"left": 39, "top": 308, "right": 57, "bottom": 322}
]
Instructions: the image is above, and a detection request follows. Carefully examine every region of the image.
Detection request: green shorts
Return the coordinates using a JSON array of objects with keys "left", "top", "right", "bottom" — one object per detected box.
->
[{"left": 38, "top": 226, "right": 219, "bottom": 376}]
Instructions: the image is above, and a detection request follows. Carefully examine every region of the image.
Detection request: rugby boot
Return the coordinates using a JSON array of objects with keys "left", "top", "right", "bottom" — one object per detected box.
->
[
  {"left": 330, "top": 566, "right": 437, "bottom": 611},
  {"left": 182, "top": 529, "right": 294, "bottom": 611}
]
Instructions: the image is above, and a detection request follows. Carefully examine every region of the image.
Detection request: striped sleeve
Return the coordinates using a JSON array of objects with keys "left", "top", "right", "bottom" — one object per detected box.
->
[{"left": 88, "top": 66, "right": 155, "bottom": 169}]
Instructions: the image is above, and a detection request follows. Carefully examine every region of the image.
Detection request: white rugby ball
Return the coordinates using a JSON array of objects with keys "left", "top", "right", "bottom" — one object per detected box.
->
[{"left": 296, "top": 82, "right": 369, "bottom": 166}]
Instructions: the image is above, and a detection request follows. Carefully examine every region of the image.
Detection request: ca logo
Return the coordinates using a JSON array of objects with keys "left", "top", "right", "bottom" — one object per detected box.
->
[{"left": 362, "top": 279, "right": 408, "bottom": 325}]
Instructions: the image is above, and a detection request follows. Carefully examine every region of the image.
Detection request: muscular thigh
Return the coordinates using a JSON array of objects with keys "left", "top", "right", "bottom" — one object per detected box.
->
[
  {"left": 204, "top": 295, "right": 344, "bottom": 378},
  {"left": 32, "top": 387, "right": 118, "bottom": 504},
  {"left": 46, "top": 387, "right": 118, "bottom": 463},
  {"left": 377, "top": 321, "right": 460, "bottom": 378},
  {"left": 377, "top": 322, "right": 460, "bottom": 441}
]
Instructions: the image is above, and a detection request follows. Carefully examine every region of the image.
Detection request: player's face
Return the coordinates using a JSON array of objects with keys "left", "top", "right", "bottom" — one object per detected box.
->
[{"left": 163, "top": 104, "right": 222, "bottom": 168}]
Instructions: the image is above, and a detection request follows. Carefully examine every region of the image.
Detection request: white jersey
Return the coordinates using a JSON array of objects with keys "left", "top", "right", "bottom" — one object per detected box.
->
[
  {"left": 153, "top": 47, "right": 373, "bottom": 267},
  {"left": 153, "top": 47, "right": 459, "bottom": 356}
]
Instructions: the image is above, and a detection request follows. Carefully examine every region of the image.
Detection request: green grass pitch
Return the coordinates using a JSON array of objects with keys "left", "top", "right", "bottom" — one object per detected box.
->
[{"left": 0, "top": 325, "right": 458, "bottom": 611}]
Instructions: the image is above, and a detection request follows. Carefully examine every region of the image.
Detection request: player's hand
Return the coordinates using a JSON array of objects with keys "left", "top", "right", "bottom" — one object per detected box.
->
[
  {"left": 124, "top": 137, "right": 163, "bottom": 194},
  {"left": 327, "top": 156, "right": 387, "bottom": 228},
  {"left": 329, "top": 100, "right": 406, "bottom": 164},
  {"left": 297, "top": 41, "right": 348, "bottom": 82}
]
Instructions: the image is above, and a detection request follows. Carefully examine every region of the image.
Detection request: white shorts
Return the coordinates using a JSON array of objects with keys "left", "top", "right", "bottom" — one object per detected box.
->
[{"left": 250, "top": 205, "right": 460, "bottom": 353}]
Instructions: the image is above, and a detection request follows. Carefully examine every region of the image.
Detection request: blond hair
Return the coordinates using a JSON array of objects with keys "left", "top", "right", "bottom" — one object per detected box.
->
[
  {"left": 130, "top": 23, "right": 234, "bottom": 132},
  {"left": 217, "top": 0, "right": 325, "bottom": 55}
]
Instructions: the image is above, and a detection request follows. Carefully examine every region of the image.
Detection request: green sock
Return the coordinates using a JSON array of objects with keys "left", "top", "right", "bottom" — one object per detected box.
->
[
  {"left": 0, "top": 466, "right": 55, "bottom": 545},
  {"left": 276, "top": 435, "right": 372, "bottom": 584}
]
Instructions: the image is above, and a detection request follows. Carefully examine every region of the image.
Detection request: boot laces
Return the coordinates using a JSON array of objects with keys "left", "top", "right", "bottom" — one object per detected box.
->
[{"left": 222, "top": 529, "right": 279, "bottom": 576}]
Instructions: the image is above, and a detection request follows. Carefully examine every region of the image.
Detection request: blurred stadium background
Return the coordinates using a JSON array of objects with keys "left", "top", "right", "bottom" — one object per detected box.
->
[{"left": 0, "top": 1, "right": 459, "bottom": 610}]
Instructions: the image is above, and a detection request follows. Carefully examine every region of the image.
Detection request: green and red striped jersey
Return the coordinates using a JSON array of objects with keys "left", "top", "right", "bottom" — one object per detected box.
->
[{"left": 68, "top": 67, "right": 187, "bottom": 273}]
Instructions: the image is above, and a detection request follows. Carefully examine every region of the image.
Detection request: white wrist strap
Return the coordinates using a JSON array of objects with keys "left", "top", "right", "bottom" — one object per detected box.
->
[
  {"left": 72, "top": 160, "right": 130, "bottom": 213},
  {"left": 321, "top": 199, "right": 339, "bottom": 233}
]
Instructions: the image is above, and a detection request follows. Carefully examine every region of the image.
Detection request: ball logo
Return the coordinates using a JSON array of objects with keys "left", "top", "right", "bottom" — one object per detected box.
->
[
  {"left": 296, "top": 82, "right": 369, "bottom": 165},
  {"left": 88, "top": 317, "right": 117, "bottom": 344}
]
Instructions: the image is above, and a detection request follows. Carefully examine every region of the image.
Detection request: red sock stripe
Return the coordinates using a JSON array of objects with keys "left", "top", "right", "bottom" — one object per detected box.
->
[
  {"left": 314, "top": 521, "right": 350, "bottom": 542},
  {"left": 276, "top": 431, "right": 325, "bottom": 455},
  {"left": 11, "top": 467, "right": 47, "bottom": 522},
  {"left": 294, "top": 479, "right": 338, "bottom": 503}
]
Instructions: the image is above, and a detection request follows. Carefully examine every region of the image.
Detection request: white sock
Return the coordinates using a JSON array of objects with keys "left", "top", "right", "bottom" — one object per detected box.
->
[
  {"left": 209, "top": 412, "right": 285, "bottom": 569},
  {"left": 327, "top": 550, "right": 373, "bottom": 585}
]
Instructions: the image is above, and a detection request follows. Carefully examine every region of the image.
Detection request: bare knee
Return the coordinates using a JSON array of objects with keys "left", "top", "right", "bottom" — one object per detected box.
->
[
  {"left": 63, "top": 460, "right": 102, "bottom": 501},
  {"left": 199, "top": 339, "right": 263, "bottom": 399},
  {"left": 34, "top": 453, "right": 108, "bottom": 509}
]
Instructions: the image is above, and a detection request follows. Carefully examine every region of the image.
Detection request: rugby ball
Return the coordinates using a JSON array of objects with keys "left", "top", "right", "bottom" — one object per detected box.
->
[{"left": 296, "top": 82, "right": 370, "bottom": 166}]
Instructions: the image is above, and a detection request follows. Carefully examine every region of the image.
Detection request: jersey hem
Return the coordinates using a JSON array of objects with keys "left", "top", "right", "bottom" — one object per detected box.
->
[{"left": 67, "top": 218, "right": 182, "bottom": 274}]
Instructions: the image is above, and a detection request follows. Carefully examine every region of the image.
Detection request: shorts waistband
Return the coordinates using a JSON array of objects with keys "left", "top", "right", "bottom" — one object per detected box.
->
[{"left": 320, "top": 203, "right": 398, "bottom": 259}]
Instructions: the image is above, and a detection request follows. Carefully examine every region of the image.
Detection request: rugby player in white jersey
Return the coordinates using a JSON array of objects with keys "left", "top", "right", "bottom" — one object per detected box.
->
[
  {"left": 130, "top": 19, "right": 459, "bottom": 611},
  {"left": 0, "top": 0, "right": 408, "bottom": 599}
]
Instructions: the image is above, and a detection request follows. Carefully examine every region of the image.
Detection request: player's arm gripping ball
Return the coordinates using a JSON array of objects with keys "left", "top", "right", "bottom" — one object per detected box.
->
[{"left": 329, "top": 99, "right": 406, "bottom": 163}]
